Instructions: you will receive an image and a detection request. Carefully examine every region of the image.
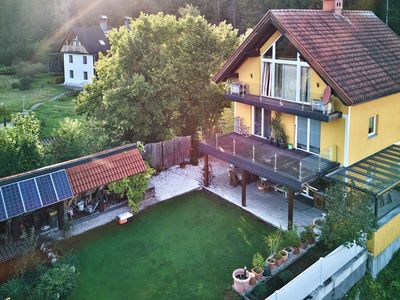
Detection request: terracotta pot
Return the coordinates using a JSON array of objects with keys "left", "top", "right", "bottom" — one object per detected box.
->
[
  {"left": 300, "top": 240, "right": 308, "bottom": 249},
  {"left": 249, "top": 272, "right": 257, "bottom": 286},
  {"left": 251, "top": 268, "right": 264, "bottom": 281},
  {"left": 232, "top": 269, "right": 251, "bottom": 293},
  {"left": 280, "top": 250, "right": 288, "bottom": 262},
  {"left": 274, "top": 257, "right": 283, "bottom": 266},
  {"left": 292, "top": 246, "right": 300, "bottom": 255},
  {"left": 266, "top": 257, "right": 276, "bottom": 271}
]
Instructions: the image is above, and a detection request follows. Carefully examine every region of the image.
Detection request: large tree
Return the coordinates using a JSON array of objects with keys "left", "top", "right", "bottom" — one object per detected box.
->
[
  {"left": 76, "top": 8, "right": 239, "bottom": 143},
  {"left": 0, "top": 113, "right": 44, "bottom": 177}
]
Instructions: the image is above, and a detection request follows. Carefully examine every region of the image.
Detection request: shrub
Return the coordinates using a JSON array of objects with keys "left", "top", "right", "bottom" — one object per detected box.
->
[
  {"left": 54, "top": 75, "right": 64, "bottom": 84},
  {"left": 14, "top": 61, "right": 46, "bottom": 77},
  {"left": 11, "top": 82, "right": 20, "bottom": 89},
  {"left": 283, "top": 226, "right": 300, "bottom": 248},
  {"left": 19, "top": 75, "right": 34, "bottom": 90},
  {"left": 108, "top": 162, "right": 155, "bottom": 212},
  {"left": 35, "top": 264, "right": 77, "bottom": 300},
  {"left": 0, "top": 65, "right": 16, "bottom": 75},
  {"left": 265, "top": 230, "right": 283, "bottom": 257}
]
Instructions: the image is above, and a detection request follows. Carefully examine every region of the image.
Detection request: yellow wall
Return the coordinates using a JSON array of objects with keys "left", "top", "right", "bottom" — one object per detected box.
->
[
  {"left": 348, "top": 93, "right": 400, "bottom": 165},
  {"left": 234, "top": 29, "right": 348, "bottom": 163},
  {"left": 368, "top": 213, "right": 400, "bottom": 256}
]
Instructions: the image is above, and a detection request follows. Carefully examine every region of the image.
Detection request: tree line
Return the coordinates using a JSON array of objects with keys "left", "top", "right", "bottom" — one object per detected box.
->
[{"left": 0, "top": 0, "right": 398, "bottom": 66}]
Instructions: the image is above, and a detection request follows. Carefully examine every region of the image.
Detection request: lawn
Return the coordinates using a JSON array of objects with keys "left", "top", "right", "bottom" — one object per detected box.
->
[
  {"left": 34, "top": 95, "right": 83, "bottom": 137},
  {"left": 0, "top": 74, "right": 67, "bottom": 120},
  {"left": 63, "top": 191, "right": 273, "bottom": 300}
]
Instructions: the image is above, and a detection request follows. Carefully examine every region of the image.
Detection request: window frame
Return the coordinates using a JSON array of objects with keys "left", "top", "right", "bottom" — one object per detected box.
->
[
  {"left": 261, "top": 35, "right": 311, "bottom": 104},
  {"left": 69, "top": 70, "right": 74, "bottom": 79},
  {"left": 368, "top": 115, "right": 377, "bottom": 138},
  {"left": 83, "top": 71, "right": 88, "bottom": 80},
  {"left": 69, "top": 55, "right": 73, "bottom": 63},
  {"left": 83, "top": 55, "right": 87, "bottom": 65}
]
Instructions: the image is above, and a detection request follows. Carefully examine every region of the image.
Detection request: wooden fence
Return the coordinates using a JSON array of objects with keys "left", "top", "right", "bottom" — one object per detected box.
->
[{"left": 144, "top": 136, "right": 192, "bottom": 170}]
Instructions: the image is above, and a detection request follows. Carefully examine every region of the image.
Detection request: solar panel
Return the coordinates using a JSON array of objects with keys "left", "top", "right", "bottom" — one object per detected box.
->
[
  {"left": 1, "top": 183, "right": 25, "bottom": 218},
  {"left": 0, "top": 190, "right": 8, "bottom": 221},
  {"left": 19, "top": 179, "right": 42, "bottom": 212},
  {"left": 36, "top": 175, "right": 58, "bottom": 205},
  {"left": 51, "top": 170, "right": 73, "bottom": 200}
]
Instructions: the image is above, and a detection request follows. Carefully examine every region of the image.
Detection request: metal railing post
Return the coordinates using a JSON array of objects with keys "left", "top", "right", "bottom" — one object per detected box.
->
[
  {"left": 216, "top": 133, "right": 219, "bottom": 148},
  {"left": 274, "top": 153, "right": 277, "bottom": 171},
  {"left": 233, "top": 139, "right": 236, "bottom": 156},
  {"left": 299, "top": 161, "right": 302, "bottom": 180},
  {"left": 252, "top": 145, "right": 255, "bottom": 163}
]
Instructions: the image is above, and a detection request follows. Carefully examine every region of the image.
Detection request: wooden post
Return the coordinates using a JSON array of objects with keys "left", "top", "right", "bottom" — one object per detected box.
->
[
  {"left": 57, "top": 201, "right": 65, "bottom": 230},
  {"left": 287, "top": 188, "right": 294, "bottom": 230},
  {"left": 242, "top": 170, "right": 248, "bottom": 207},
  {"left": 204, "top": 154, "right": 209, "bottom": 187}
]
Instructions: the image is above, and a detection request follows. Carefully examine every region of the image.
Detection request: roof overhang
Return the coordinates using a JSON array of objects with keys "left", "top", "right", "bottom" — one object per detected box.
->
[{"left": 213, "top": 11, "right": 352, "bottom": 106}]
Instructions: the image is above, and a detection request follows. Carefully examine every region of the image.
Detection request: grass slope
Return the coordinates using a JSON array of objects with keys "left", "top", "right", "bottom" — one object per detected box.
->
[
  {"left": 34, "top": 95, "right": 82, "bottom": 137},
  {"left": 0, "top": 74, "right": 67, "bottom": 120},
  {"left": 65, "top": 191, "right": 273, "bottom": 300}
]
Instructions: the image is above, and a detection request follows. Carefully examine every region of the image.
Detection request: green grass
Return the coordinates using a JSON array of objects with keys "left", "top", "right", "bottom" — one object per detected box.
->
[
  {"left": 0, "top": 74, "right": 67, "bottom": 120},
  {"left": 63, "top": 191, "right": 273, "bottom": 300},
  {"left": 34, "top": 95, "right": 83, "bottom": 137}
]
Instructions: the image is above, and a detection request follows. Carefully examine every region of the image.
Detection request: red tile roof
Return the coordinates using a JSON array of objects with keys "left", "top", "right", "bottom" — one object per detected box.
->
[
  {"left": 66, "top": 149, "right": 146, "bottom": 194},
  {"left": 214, "top": 9, "right": 400, "bottom": 105}
]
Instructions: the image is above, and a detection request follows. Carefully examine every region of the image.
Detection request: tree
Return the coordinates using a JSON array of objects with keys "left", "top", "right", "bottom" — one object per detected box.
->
[
  {"left": 0, "top": 113, "right": 43, "bottom": 177},
  {"left": 320, "top": 184, "right": 378, "bottom": 249},
  {"left": 44, "top": 118, "right": 109, "bottom": 164},
  {"left": 76, "top": 9, "right": 239, "bottom": 144}
]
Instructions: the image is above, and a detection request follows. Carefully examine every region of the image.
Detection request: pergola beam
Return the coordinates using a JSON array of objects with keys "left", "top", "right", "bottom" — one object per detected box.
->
[{"left": 287, "top": 189, "right": 294, "bottom": 230}]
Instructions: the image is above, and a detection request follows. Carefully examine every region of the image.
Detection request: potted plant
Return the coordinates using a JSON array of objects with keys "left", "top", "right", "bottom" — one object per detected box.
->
[
  {"left": 304, "top": 225, "right": 316, "bottom": 245},
  {"left": 265, "top": 230, "right": 283, "bottom": 270},
  {"left": 48, "top": 209, "right": 58, "bottom": 228},
  {"left": 300, "top": 231, "right": 308, "bottom": 249},
  {"left": 284, "top": 226, "right": 300, "bottom": 256},
  {"left": 274, "top": 251, "right": 283, "bottom": 266},
  {"left": 251, "top": 253, "right": 265, "bottom": 281},
  {"left": 280, "top": 249, "right": 289, "bottom": 262},
  {"left": 273, "top": 138, "right": 279, "bottom": 147},
  {"left": 272, "top": 112, "right": 288, "bottom": 148},
  {"left": 232, "top": 268, "right": 251, "bottom": 293}
]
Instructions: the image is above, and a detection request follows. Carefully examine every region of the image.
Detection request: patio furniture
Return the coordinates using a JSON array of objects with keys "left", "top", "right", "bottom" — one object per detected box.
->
[
  {"left": 117, "top": 212, "right": 133, "bottom": 225},
  {"left": 313, "top": 191, "right": 326, "bottom": 210},
  {"left": 257, "top": 178, "right": 273, "bottom": 192}
]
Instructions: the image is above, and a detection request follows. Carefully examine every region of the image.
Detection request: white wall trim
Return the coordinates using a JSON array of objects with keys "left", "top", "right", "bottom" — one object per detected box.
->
[{"left": 343, "top": 107, "right": 351, "bottom": 167}]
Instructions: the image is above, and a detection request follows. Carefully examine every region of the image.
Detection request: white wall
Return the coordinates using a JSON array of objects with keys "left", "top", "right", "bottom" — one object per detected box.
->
[{"left": 63, "top": 53, "right": 95, "bottom": 88}]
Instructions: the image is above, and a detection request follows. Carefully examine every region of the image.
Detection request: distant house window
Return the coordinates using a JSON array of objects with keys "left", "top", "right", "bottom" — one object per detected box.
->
[
  {"left": 69, "top": 55, "right": 73, "bottom": 63},
  {"left": 83, "top": 71, "right": 88, "bottom": 80},
  {"left": 83, "top": 56, "right": 87, "bottom": 64},
  {"left": 368, "top": 115, "right": 377, "bottom": 137},
  {"left": 69, "top": 70, "right": 74, "bottom": 79},
  {"left": 99, "top": 40, "right": 106, "bottom": 46}
]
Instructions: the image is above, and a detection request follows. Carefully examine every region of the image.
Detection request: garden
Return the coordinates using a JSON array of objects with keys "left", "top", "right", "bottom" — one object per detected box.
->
[{"left": 59, "top": 191, "right": 274, "bottom": 299}]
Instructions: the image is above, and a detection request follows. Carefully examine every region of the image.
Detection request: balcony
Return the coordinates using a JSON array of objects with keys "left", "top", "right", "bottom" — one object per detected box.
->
[
  {"left": 199, "top": 132, "right": 340, "bottom": 191},
  {"left": 226, "top": 82, "right": 342, "bottom": 122}
]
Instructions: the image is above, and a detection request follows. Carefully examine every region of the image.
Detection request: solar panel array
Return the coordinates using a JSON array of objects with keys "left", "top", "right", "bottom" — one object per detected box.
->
[{"left": 0, "top": 170, "right": 73, "bottom": 221}]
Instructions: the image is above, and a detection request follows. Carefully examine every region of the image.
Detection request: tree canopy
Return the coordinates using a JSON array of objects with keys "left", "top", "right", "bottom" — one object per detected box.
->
[{"left": 76, "top": 9, "right": 239, "bottom": 144}]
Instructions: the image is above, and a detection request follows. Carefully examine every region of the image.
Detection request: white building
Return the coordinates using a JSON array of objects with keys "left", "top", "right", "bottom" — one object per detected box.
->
[{"left": 60, "top": 16, "right": 110, "bottom": 88}]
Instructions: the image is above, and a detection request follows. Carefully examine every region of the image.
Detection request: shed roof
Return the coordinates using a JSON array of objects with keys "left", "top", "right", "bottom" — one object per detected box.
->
[
  {"left": 214, "top": 9, "right": 400, "bottom": 105},
  {"left": 67, "top": 149, "right": 146, "bottom": 194}
]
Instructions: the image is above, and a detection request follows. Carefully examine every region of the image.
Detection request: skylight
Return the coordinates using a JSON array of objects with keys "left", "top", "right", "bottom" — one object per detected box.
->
[{"left": 99, "top": 40, "right": 106, "bottom": 46}]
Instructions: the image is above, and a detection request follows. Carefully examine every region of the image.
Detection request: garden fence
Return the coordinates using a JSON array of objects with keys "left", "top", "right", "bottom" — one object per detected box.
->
[
  {"left": 145, "top": 136, "right": 191, "bottom": 170},
  {"left": 265, "top": 244, "right": 364, "bottom": 300}
]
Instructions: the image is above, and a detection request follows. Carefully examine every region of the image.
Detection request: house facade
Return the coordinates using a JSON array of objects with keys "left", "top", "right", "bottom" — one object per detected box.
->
[
  {"left": 59, "top": 15, "right": 112, "bottom": 88},
  {"left": 203, "top": 0, "right": 400, "bottom": 277}
]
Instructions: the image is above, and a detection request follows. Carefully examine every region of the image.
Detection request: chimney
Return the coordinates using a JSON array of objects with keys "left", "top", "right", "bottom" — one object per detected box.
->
[
  {"left": 124, "top": 16, "right": 131, "bottom": 30},
  {"left": 99, "top": 15, "right": 108, "bottom": 32},
  {"left": 323, "top": 0, "right": 343, "bottom": 15}
]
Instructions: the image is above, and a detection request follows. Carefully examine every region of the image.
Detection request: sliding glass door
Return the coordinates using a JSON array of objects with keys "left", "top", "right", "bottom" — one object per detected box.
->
[
  {"left": 296, "top": 117, "right": 321, "bottom": 154},
  {"left": 253, "top": 107, "right": 271, "bottom": 138}
]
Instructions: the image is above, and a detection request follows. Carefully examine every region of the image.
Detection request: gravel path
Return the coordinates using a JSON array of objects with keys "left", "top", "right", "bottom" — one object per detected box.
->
[{"left": 27, "top": 90, "right": 70, "bottom": 112}]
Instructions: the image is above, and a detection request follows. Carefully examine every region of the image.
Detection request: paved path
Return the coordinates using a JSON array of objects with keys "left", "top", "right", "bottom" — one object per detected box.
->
[{"left": 27, "top": 91, "right": 70, "bottom": 112}]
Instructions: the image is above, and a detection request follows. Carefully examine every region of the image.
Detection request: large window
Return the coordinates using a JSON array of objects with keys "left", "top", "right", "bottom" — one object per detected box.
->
[
  {"left": 69, "top": 55, "right": 73, "bottom": 63},
  {"left": 261, "top": 36, "right": 311, "bottom": 103},
  {"left": 83, "top": 71, "right": 88, "bottom": 80},
  {"left": 253, "top": 107, "right": 271, "bottom": 138},
  {"left": 297, "top": 117, "right": 321, "bottom": 154},
  {"left": 69, "top": 70, "right": 74, "bottom": 79},
  {"left": 83, "top": 56, "right": 87, "bottom": 64}
]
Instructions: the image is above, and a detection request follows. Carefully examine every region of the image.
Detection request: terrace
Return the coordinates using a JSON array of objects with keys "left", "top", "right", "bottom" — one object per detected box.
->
[{"left": 199, "top": 133, "right": 339, "bottom": 228}]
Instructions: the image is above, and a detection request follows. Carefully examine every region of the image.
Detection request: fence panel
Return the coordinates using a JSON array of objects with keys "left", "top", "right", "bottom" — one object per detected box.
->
[
  {"left": 145, "top": 136, "right": 191, "bottom": 170},
  {"left": 266, "top": 244, "right": 364, "bottom": 300}
]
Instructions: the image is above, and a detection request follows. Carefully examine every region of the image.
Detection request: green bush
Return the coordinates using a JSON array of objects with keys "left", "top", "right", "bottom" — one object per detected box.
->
[
  {"left": 14, "top": 61, "right": 46, "bottom": 77},
  {"left": 19, "top": 75, "right": 34, "bottom": 90},
  {"left": 0, "top": 64, "right": 16, "bottom": 75},
  {"left": 11, "top": 82, "right": 20, "bottom": 89},
  {"left": 252, "top": 253, "right": 265, "bottom": 273},
  {"left": 54, "top": 75, "right": 64, "bottom": 84}
]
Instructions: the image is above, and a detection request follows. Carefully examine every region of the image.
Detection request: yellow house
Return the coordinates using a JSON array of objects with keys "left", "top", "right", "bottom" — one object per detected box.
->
[{"left": 202, "top": 0, "right": 400, "bottom": 278}]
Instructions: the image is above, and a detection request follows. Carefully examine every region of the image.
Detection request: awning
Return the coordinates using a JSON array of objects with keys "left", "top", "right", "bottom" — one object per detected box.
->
[{"left": 328, "top": 144, "right": 400, "bottom": 196}]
